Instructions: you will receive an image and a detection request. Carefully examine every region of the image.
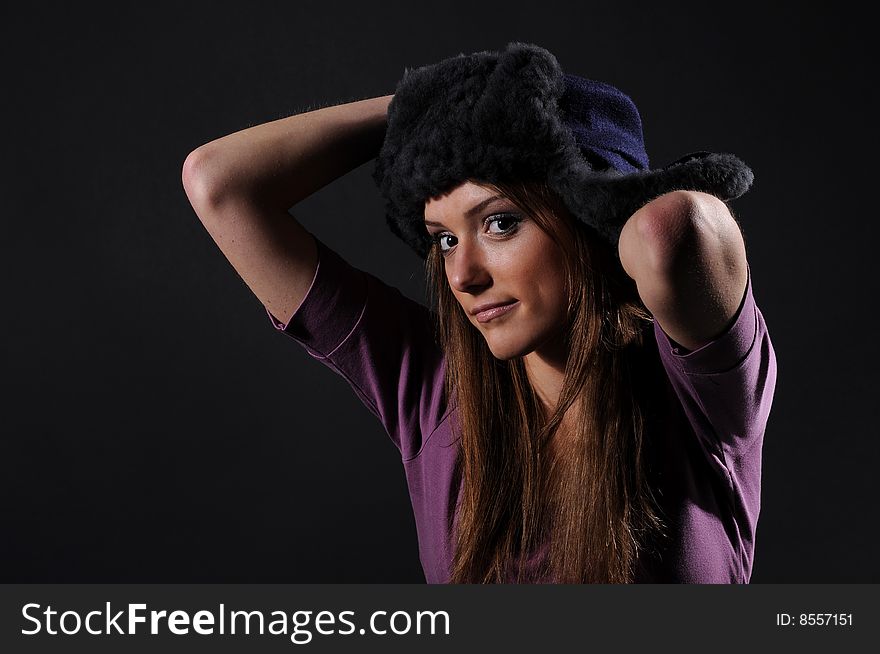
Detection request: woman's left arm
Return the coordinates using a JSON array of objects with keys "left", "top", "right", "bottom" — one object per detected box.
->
[{"left": 617, "top": 190, "right": 749, "bottom": 353}]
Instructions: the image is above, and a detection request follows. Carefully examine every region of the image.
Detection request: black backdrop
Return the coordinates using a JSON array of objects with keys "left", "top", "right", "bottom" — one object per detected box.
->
[{"left": 2, "top": 1, "right": 875, "bottom": 582}]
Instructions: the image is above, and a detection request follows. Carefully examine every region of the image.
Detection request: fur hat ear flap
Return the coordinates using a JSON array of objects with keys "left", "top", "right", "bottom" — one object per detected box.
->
[
  {"left": 566, "top": 152, "right": 755, "bottom": 246},
  {"left": 471, "top": 43, "right": 566, "bottom": 151},
  {"left": 483, "top": 41, "right": 564, "bottom": 100}
]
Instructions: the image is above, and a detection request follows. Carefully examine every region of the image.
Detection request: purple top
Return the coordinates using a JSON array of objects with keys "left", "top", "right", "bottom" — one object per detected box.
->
[{"left": 266, "top": 236, "right": 777, "bottom": 583}]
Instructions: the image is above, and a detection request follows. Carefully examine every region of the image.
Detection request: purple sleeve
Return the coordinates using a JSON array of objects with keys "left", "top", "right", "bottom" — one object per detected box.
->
[
  {"left": 265, "top": 236, "right": 448, "bottom": 460},
  {"left": 653, "top": 263, "right": 778, "bottom": 572}
]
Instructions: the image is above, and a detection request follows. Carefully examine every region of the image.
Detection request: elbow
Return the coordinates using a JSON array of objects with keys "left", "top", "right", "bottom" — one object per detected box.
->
[
  {"left": 182, "top": 147, "right": 222, "bottom": 209},
  {"left": 637, "top": 190, "right": 746, "bottom": 283},
  {"left": 636, "top": 192, "right": 699, "bottom": 249},
  {"left": 633, "top": 190, "right": 724, "bottom": 270}
]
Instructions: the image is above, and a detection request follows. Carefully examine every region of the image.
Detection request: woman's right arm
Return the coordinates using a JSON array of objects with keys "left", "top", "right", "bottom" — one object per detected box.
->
[{"left": 181, "top": 94, "right": 393, "bottom": 325}]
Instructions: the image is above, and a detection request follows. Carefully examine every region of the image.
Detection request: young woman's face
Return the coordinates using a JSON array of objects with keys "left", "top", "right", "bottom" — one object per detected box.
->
[{"left": 424, "top": 181, "right": 570, "bottom": 362}]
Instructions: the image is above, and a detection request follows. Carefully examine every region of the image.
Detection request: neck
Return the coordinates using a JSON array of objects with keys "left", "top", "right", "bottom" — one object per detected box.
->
[
  {"left": 523, "top": 332, "right": 569, "bottom": 418},
  {"left": 523, "top": 331, "right": 585, "bottom": 462}
]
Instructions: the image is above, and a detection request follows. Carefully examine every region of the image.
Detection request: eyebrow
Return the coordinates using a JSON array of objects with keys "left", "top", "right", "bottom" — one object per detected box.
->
[{"left": 424, "top": 194, "right": 508, "bottom": 228}]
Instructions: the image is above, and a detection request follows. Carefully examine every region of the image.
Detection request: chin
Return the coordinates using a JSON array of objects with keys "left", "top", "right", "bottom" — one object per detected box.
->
[
  {"left": 484, "top": 335, "right": 536, "bottom": 361},
  {"left": 488, "top": 348, "right": 519, "bottom": 362}
]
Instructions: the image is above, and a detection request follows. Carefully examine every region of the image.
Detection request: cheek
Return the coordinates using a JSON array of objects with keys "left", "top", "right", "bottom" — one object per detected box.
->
[
  {"left": 537, "top": 274, "right": 569, "bottom": 320},
  {"left": 522, "top": 243, "right": 567, "bottom": 296}
]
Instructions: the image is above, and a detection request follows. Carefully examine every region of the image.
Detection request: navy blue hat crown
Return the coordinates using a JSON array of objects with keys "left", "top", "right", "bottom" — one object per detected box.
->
[{"left": 560, "top": 73, "right": 648, "bottom": 173}]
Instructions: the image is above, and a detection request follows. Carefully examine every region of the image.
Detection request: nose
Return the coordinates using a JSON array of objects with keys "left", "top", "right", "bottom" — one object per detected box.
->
[{"left": 447, "top": 238, "right": 491, "bottom": 294}]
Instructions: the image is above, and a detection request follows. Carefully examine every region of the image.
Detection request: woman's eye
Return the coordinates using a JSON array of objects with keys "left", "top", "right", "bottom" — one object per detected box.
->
[
  {"left": 435, "top": 233, "right": 455, "bottom": 252},
  {"left": 432, "top": 214, "right": 520, "bottom": 254},
  {"left": 487, "top": 214, "right": 520, "bottom": 234}
]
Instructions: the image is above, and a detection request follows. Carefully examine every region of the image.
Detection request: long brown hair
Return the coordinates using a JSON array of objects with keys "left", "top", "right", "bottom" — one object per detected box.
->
[{"left": 424, "top": 178, "right": 668, "bottom": 583}]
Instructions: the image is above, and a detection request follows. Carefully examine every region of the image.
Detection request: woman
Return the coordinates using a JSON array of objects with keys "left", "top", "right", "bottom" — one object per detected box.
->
[{"left": 182, "top": 42, "right": 777, "bottom": 583}]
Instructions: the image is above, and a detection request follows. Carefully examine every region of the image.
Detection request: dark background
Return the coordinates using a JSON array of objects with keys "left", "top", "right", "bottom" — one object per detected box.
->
[{"left": 2, "top": 2, "right": 875, "bottom": 582}]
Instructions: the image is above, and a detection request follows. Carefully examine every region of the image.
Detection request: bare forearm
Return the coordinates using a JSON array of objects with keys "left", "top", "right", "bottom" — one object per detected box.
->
[{"left": 186, "top": 94, "right": 393, "bottom": 209}]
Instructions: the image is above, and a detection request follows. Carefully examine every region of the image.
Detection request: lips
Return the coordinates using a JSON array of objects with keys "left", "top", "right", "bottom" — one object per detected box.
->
[
  {"left": 473, "top": 300, "right": 519, "bottom": 324},
  {"left": 471, "top": 299, "right": 516, "bottom": 315}
]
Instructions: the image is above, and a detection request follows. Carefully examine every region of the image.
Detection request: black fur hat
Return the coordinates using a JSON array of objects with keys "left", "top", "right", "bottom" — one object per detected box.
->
[{"left": 372, "top": 42, "right": 754, "bottom": 260}]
